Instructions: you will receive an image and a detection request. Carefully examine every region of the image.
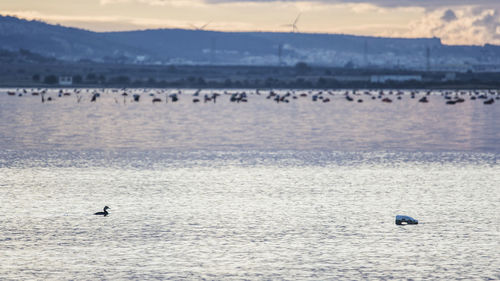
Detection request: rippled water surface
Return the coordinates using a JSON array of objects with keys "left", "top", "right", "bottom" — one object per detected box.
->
[
  {"left": 1, "top": 88, "right": 499, "bottom": 151},
  {"left": 1, "top": 89, "right": 499, "bottom": 280}
]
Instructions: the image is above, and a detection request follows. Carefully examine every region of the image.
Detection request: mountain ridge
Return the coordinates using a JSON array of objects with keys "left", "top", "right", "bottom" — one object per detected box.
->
[{"left": 1, "top": 15, "right": 499, "bottom": 70}]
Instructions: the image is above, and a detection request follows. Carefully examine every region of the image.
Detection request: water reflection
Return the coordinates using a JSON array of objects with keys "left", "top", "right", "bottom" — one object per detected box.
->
[{"left": 0, "top": 88, "right": 499, "bottom": 152}]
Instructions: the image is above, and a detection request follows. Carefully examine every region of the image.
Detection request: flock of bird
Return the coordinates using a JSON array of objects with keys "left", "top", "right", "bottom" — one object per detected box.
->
[{"left": 5, "top": 88, "right": 500, "bottom": 105}]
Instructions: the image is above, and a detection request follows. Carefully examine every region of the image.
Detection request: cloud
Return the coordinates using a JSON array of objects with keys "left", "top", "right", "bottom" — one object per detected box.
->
[
  {"left": 1, "top": 9, "right": 259, "bottom": 32},
  {"left": 336, "top": 0, "right": 500, "bottom": 9},
  {"left": 199, "top": 0, "right": 500, "bottom": 9},
  {"left": 441, "top": 9, "right": 457, "bottom": 22},
  {"left": 1, "top": 10, "right": 122, "bottom": 25},
  {"left": 380, "top": 7, "right": 500, "bottom": 45},
  {"left": 1, "top": 10, "right": 190, "bottom": 31},
  {"left": 473, "top": 9, "right": 500, "bottom": 40},
  {"left": 4, "top": 0, "right": 500, "bottom": 45},
  {"left": 100, "top": 0, "right": 203, "bottom": 7},
  {"left": 346, "top": 3, "right": 387, "bottom": 14}
]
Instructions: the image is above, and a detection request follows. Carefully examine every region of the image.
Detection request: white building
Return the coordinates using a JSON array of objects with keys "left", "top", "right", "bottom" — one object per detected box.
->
[
  {"left": 58, "top": 76, "right": 73, "bottom": 86},
  {"left": 443, "top": 72, "right": 457, "bottom": 81}
]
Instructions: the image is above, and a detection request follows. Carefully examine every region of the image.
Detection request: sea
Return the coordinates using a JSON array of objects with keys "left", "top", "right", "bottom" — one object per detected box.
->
[{"left": 0, "top": 88, "right": 499, "bottom": 280}]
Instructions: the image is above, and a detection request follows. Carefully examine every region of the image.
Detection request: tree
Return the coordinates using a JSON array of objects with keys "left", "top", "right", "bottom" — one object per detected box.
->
[
  {"left": 344, "top": 61, "right": 355, "bottom": 69},
  {"left": 295, "top": 62, "right": 310, "bottom": 75},
  {"left": 110, "top": 75, "right": 130, "bottom": 84},
  {"left": 73, "top": 75, "right": 82, "bottom": 84},
  {"left": 86, "top": 73, "right": 97, "bottom": 81},
  {"left": 197, "top": 77, "right": 206, "bottom": 85},
  {"left": 317, "top": 77, "right": 327, "bottom": 87},
  {"left": 44, "top": 75, "right": 58, "bottom": 84}
]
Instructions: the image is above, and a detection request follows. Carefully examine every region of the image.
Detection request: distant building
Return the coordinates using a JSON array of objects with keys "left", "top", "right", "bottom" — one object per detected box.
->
[
  {"left": 333, "top": 75, "right": 371, "bottom": 82},
  {"left": 443, "top": 72, "right": 457, "bottom": 81},
  {"left": 58, "top": 76, "right": 73, "bottom": 86},
  {"left": 370, "top": 75, "right": 422, "bottom": 83}
]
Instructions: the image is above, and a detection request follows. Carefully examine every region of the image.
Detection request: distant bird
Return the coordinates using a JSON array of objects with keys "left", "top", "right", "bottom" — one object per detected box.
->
[
  {"left": 419, "top": 97, "right": 428, "bottom": 103},
  {"left": 204, "top": 94, "right": 211, "bottom": 103},
  {"left": 169, "top": 94, "right": 179, "bottom": 102},
  {"left": 211, "top": 93, "right": 219, "bottom": 103},
  {"left": 484, "top": 98, "right": 495, "bottom": 105},
  {"left": 94, "top": 206, "right": 110, "bottom": 216}
]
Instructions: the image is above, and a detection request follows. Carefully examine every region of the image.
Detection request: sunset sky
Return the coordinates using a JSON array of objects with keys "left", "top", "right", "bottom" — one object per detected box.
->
[{"left": 1, "top": 0, "right": 500, "bottom": 45}]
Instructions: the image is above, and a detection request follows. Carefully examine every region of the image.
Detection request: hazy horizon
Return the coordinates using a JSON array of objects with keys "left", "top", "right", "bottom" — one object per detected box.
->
[
  {"left": 2, "top": 1, "right": 500, "bottom": 46},
  {"left": 1, "top": 13, "right": 444, "bottom": 41}
]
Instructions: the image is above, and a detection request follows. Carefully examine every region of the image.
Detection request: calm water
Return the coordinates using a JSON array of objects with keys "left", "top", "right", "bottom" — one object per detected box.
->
[
  {"left": 1, "top": 89, "right": 499, "bottom": 280},
  {"left": 1, "top": 88, "right": 499, "bottom": 152}
]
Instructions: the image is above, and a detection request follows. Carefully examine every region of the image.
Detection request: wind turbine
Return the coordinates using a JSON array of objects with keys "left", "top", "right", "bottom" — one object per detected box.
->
[
  {"left": 189, "top": 22, "right": 210, "bottom": 31},
  {"left": 283, "top": 13, "right": 301, "bottom": 33}
]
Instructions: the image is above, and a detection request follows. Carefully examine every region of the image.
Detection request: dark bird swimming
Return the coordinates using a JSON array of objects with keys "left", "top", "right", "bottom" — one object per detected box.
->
[{"left": 94, "top": 206, "right": 110, "bottom": 216}]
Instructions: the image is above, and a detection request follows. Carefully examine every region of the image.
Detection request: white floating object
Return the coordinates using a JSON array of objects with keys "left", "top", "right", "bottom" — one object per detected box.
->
[{"left": 395, "top": 215, "right": 418, "bottom": 225}]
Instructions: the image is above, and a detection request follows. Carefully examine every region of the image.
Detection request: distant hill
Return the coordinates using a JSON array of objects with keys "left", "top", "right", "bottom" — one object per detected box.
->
[
  {"left": 2, "top": 15, "right": 500, "bottom": 70},
  {"left": 0, "top": 15, "right": 146, "bottom": 62},
  {"left": 102, "top": 29, "right": 442, "bottom": 66}
]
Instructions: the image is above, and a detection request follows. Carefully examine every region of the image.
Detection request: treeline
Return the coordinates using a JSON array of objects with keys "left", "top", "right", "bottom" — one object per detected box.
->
[
  {"left": 34, "top": 73, "right": 500, "bottom": 89},
  {"left": 0, "top": 48, "right": 57, "bottom": 64},
  {"left": 34, "top": 73, "right": 358, "bottom": 88}
]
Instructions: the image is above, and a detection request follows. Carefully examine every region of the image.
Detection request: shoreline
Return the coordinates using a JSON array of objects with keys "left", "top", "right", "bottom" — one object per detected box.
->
[{"left": 2, "top": 62, "right": 500, "bottom": 90}]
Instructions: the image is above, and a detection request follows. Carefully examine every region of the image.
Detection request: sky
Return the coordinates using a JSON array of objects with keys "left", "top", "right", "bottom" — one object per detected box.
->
[{"left": 1, "top": 0, "right": 500, "bottom": 45}]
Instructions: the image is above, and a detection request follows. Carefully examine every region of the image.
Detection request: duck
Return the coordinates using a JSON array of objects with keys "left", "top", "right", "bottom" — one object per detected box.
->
[{"left": 94, "top": 206, "right": 110, "bottom": 216}]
